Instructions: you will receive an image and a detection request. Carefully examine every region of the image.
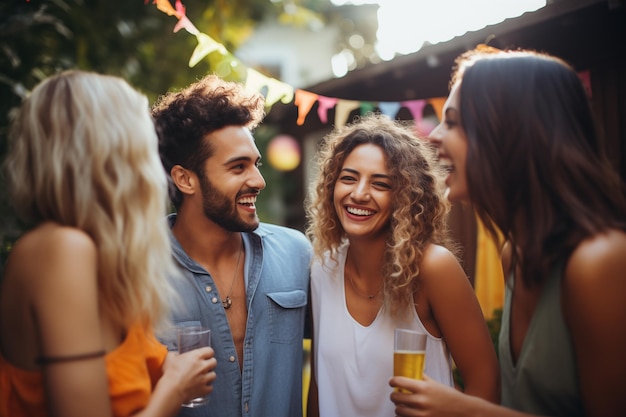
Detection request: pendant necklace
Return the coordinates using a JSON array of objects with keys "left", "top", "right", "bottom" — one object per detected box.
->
[
  {"left": 221, "top": 238, "right": 243, "bottom": 309},
  {"left": 346, "top": 264, "right": 383, "bottom": 300}
]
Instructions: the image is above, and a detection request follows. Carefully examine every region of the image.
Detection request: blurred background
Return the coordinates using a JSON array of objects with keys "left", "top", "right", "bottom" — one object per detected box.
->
[{"left": 1, "top": 0, "right": 625, "bottom": 313}]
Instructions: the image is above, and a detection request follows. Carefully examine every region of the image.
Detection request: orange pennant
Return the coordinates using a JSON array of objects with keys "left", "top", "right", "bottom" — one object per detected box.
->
[
  {"left": 428, "top": 97, "right": 446, "bottom": 122},
  {"left": 153, "top": 0, "right": 180, "bottom": 18},
  {"left": 294, "top": 90, "right": 319, "bottom": 126}
]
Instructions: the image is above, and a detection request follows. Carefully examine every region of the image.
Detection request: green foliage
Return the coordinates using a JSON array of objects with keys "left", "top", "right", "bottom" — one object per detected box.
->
[
  {"left": 0, "top": 0, "right": 336, "bottom": 268},
  {"left": 487, "top": 308, "right": 503, "bottom": 356}
]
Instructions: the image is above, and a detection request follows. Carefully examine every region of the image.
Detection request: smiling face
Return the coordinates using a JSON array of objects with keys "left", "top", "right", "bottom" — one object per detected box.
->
[
  {"left": 427, "top": 83, "right": 469, "bottom": 203},
  {"left": 333, "top": 143, "right": 393, "bottom": 240},
  {"left": 199, "top": 125, "right": 266, "bottom": 232}
]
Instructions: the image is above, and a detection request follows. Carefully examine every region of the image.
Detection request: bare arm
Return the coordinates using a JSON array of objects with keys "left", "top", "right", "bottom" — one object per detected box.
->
[
  {"left": 562, "top": 230, "right": 626, "bottom": 417},
  {"left": 420, "top": 245, "right": 500, "bottom": 402},
  {"left": 306, "top": 349, "right": 320, "bottom": 417},
  {"left": 31, "top": 227, "right": 113, "bottom": 417},
  {"left": 389, "top": 376, "right": 541, "bottom": 417},
  {"left": 28, "top": 226, "right": 216, "bottom": 417},
  {"left": 134, "top": 350, "right": 217, "bottom": 417}
]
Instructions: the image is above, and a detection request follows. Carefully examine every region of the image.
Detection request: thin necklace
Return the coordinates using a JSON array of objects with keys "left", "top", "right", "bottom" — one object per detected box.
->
[
  {"left": 221, "top": 238, "right": 243, "bottom": 309},
  {"left": 345, "top": 264, "right": 383, "bottom": 300}
]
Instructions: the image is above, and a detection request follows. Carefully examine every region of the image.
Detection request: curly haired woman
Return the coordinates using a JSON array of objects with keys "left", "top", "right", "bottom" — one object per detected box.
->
[{"left": 305, "top": 113, "right": 499, "bottom": 417}]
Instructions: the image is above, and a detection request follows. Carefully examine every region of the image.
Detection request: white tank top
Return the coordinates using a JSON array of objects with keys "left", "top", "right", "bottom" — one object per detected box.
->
[{"left": 311, "top": 244, "right": 454, "bottom": 417}]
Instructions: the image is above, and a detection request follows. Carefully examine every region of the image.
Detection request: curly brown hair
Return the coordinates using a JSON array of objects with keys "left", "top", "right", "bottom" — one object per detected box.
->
[
  {"left": 305, "top": 113, "right": 457, "bottom": 318},
  {"left": 151, "top": 74, "right": 265, "bottom": 208}
]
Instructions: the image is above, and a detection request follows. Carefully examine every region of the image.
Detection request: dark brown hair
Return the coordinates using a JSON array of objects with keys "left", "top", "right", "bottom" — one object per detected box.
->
[{"left": 454, "top": 49, "right": 626, "bottom": 287}]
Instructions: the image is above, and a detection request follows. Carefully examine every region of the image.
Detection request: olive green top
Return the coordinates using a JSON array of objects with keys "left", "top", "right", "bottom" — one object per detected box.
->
[{"left": 499, "top": 262, "right": 584, "bottom": 416}]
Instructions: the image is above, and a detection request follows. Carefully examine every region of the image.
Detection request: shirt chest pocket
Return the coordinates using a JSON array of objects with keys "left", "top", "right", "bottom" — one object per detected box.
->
[{"left": 266, "top": 290, "right": 308, "bottom": 344}]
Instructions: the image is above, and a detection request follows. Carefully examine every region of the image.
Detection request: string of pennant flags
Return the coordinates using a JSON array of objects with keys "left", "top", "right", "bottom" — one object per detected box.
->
[
  {"left": 150, "top": 0, "right": 593, "bottom": 128},
  {"left": 150, "top": 0, "right": 447, "bottom": 128}
]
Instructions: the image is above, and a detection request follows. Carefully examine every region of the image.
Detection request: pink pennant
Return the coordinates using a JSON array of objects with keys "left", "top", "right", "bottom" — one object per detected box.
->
[
  {"left": 174, "top": 16, "right": 198, "bottom": 34},
  {"left": 317, "top": 96, "right": 338, "bottom": 124},
  {"left": 175, "top": 0, "right": 186, "bottom": 16},
  {"left": 402, "top": 100, "right": 426, "bottom": 124}
]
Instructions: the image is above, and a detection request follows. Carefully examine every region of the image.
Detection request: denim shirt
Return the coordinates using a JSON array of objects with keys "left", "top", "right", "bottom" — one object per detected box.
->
[{"left": 160, "top": 214, "right": 312, "bottom": 417}]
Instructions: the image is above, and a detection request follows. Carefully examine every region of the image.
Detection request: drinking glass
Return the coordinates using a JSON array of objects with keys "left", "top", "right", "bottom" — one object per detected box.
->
[
  {"left": 178, "top": 326, "right": 212, "bottom": 407},
  {"left": 393, "top": 328, "right": 427, "bottom": 392}
]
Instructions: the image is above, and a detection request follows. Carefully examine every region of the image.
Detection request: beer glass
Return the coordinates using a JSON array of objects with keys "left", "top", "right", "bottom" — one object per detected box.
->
[{"left": 393, "top": 328, "right": 427, "bottom": 392}]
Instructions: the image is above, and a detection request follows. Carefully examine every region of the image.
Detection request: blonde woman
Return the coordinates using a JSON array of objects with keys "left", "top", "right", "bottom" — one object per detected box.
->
[
  {"left": 0, "top": 71, "right": 216, "bottom": 417},
  {"left": 305, "top": 114, "right": 499, "bottom": 417}
]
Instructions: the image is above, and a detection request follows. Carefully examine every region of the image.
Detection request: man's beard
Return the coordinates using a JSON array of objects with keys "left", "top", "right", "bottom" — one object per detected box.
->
[{"left": 199, "top": 174, "right": 259, "bottom": 232}]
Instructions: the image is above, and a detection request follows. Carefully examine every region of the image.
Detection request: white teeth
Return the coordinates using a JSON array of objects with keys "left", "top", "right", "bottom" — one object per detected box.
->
[
  {"left": 347, "top": 206, "right": 374, "bottom": 216},
  {"left": 238, "top": 196, "right": 257, "bottom": 205}
]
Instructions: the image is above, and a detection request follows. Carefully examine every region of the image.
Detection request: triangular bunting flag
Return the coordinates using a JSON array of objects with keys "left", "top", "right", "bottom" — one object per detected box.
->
[
  {"left": 266, "top": 78, "right": 294, "bottom": 107},
  {"left": 174, "top": 16, "right": 199, "bottom": 35},
  {"left": 428, "top": 97, "right": 446, "bottom": 121},
  {"left": 378, "top": 101, "right": 402, "bottom": 119},
  {"left": 245, "top": 68, "right": 268, "bottom": 95},
  {"left": 402, "top": 100, "right": 426, "bottom": 125},
  {"left": 189, "top": 33, "right": 227, "bottom": 67},
  {"left": 154, "top": 0, "right": 179, "bottom": 17},
  {"left": 335, "top": 99, "right": 360, "bottom": 127},
  {"left": 317, "top": 96, "right": 338, "bottom": 123},
  {"left": 295, "top": 90, "right": 319, "bottom": 125},
  {"left": 360, "top": 101, "right": 376, "bottom": 115}
]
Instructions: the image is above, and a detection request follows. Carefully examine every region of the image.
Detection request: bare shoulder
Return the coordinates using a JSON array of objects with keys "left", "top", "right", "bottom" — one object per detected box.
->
[
  {"left": 6, "top": 223, "right": 97, "bottom": 287},
  {"left": 562, "top": 229, "right": 626, "bottom": 317},
  {"left": 564, "top": 229, "right": 626, "bottom": 288},
  {"left": 12, "top": 222, "right": 95, "bottom": 257},
  {"left": 561, "top": 232, "right": 626, "bottom": 415},
  {"left": 417, "top": 244, "right": 475, "bottom": 308},
  {"left": 416, "top": 244, "right": 485, "bottom": 342},
  {"left": 419, "top": 244, "right": 464, "bottom": 279},
  {"left": 2, "top": 224, "right": 100, "bottom": 367}
]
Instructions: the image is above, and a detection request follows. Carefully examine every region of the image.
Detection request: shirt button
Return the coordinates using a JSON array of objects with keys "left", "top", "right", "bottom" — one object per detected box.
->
[
  {"left": 211, "top": 297, "right": 218, "bottom": 304},
  {"left": 205, "top": 286, "right": 212, "bottom": 292},
  {"left": 229, "top": 356, "right": 236, "bottom": 362}
]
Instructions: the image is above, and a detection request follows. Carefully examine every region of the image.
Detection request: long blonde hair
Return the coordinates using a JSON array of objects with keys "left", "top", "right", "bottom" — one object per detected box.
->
[
  {"left": 5, "top": 70, "right": 177, "bottom": 330},
  {"left": 306, "top": 114, "right": 455, "bottom": 318}
]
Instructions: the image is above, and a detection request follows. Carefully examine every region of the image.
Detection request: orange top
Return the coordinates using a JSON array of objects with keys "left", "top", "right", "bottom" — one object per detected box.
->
[{"left": 0, "top": 324, "right": 168, "bottom": 417}]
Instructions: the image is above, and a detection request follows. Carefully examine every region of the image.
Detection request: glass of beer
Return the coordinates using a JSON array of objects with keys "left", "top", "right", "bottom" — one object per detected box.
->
[{"left": 393, "top": 328, "right": 427, "bottom": 392}]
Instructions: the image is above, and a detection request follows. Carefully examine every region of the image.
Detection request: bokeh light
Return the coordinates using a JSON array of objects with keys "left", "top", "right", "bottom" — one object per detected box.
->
[{"left": 267, "top": 134, "right": 301, "bottom": 171}]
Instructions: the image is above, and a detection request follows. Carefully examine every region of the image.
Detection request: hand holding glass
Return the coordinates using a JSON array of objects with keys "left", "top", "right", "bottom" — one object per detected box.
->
[
  {"left": 178, "top": 326, "right": 212, "bottom": 407},
  {"left": 393, "top": 328, "right": 426, "bottom": 392}
]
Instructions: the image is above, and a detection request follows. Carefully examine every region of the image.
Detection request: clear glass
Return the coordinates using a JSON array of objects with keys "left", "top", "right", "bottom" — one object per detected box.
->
[
  {"left": 393, "top": 328, "right": 427, "bottom": 391},
  {"left": 177, "top": 326, "right": 212, "bottom": 407}
]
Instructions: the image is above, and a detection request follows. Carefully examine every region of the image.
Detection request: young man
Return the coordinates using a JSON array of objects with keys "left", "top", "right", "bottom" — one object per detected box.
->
[{"left": 152, "top": 75, "right": 312, "bottom": 417}]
